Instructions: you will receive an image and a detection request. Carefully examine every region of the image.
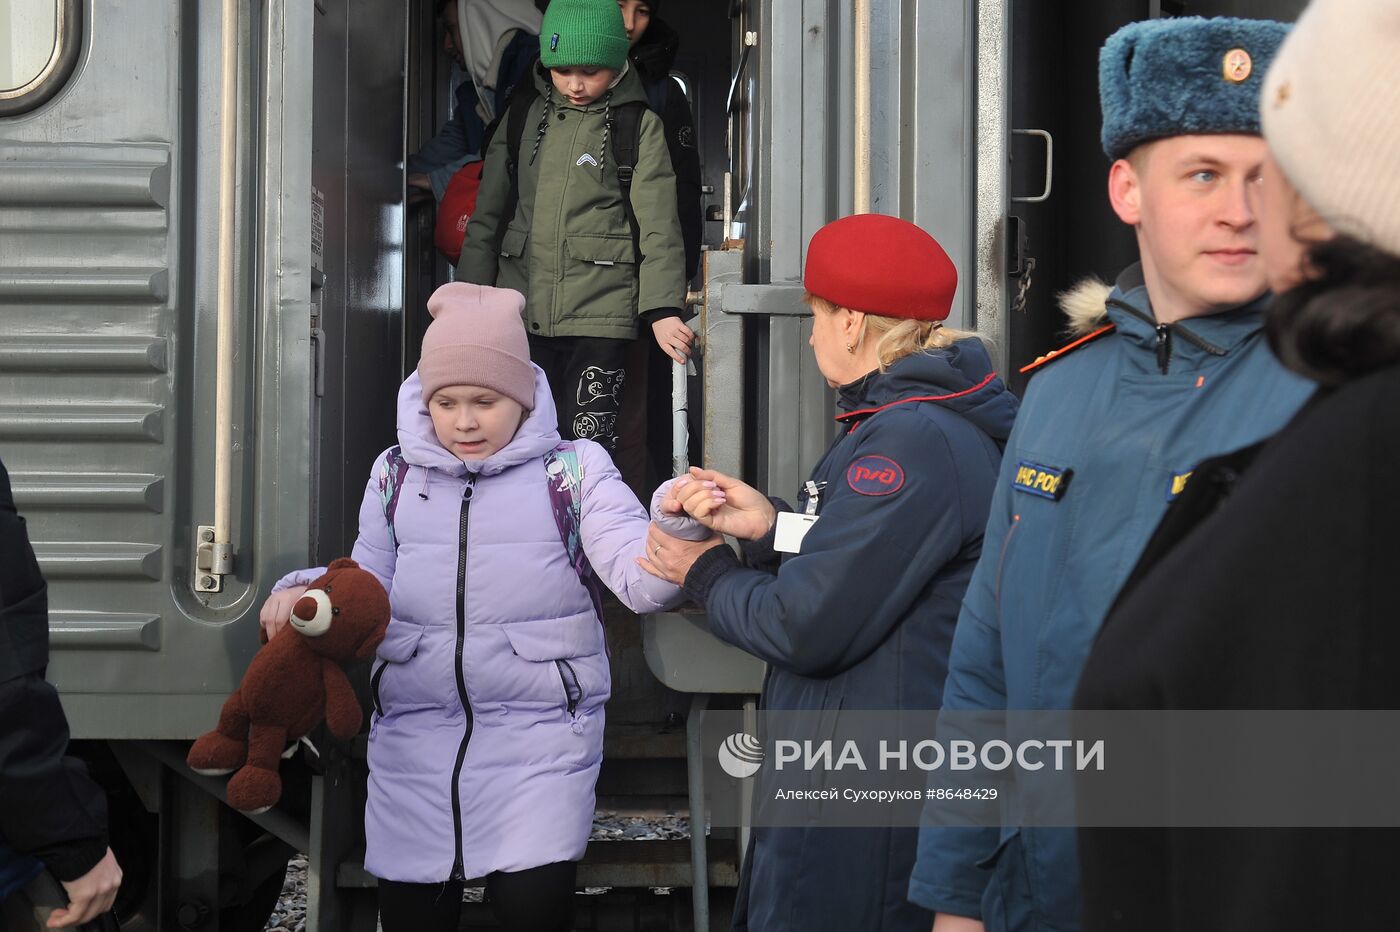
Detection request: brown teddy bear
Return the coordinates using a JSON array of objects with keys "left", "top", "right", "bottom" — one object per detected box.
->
[{"left": 187, "top": 558, "right": 389, "bottom": 813}]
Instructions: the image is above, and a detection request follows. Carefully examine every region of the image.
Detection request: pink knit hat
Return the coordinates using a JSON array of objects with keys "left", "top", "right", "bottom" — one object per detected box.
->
[{"left": 418, "top": 283, "right": 535, "bottom": 409}]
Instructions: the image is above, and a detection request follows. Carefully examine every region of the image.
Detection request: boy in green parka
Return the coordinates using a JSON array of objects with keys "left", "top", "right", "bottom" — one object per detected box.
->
[{"left": 457, "top": 0, "right": 690, "bottom": 455}]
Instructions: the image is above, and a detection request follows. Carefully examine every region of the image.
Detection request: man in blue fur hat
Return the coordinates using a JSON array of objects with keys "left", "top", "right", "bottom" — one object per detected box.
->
[{"left": 908, "top": 17, "right": 1314, "bottom": 932}]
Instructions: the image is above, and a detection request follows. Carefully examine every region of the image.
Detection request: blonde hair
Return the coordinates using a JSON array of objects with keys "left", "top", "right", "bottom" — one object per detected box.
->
[{"left": 803, "top": 291, "right": 986, "bottom": 372}]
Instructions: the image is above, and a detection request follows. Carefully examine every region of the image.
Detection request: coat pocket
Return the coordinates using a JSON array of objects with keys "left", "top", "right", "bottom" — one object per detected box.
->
[
  {"left": 562, "top": 233, "right": 638, "bottom": 322},
  {"left": 502, "top": 613, "right": 606, "bottom": 660},
  {"left": 498, "top": 226, "right": 529, "bottom": 295},
  {"left": 499, "top": 614, "right": 609, "bottom": 711},
  {"left": 500, "top": 226, "right": 528, "bottom": 259},
  {"left": 555, "top": 659, "right": 583, "bottom": 716},
  {"left": 372, "top": 621, "right": 452, "bottom": 713}
]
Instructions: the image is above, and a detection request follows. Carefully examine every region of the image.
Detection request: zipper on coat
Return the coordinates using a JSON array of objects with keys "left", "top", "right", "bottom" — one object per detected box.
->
[
  {"left": 369, "top": 660, "right": 387, "bottom": 719},
  {"left": 555, "top": 659, "right": 583, "bottom": 717},
  {"left": 551, "top": 113, "right": 583, "bottom": 322},
  {"left": 994, "top": 514, "right": 1022, "bottom": 625},
  {"left": 1107, "top": 298, "right": 1230, "bottom": 375},
  {"left": 449, "top": 476, "right": 476, "bottom": 882},
  {"left": 1154, "top": 324, "right": 1173, "bottom": 374}
]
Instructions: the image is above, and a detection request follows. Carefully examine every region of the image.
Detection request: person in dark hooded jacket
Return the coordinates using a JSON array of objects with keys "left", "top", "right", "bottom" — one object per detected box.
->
[
  {"left": 614, "top": 0, "right": 707, "bottom": 493},
  {"left": 619, "top": 0, "right": 703, "bottom": 281},
  {"left": 639, "top": 214, "right": 1019, "bottom": 932}
]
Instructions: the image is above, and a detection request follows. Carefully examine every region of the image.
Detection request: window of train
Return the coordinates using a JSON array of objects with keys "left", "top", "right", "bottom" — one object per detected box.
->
[{"left": 0, "top": 0, "right": 79, "bottom": 116}]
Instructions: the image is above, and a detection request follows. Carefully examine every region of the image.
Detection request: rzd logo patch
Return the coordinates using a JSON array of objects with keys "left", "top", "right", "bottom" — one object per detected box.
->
[
  {"left": 1013, "top": 461, "right": 1071, "bottom": 501},
  {"left": 846, "top": 455, "right": 904, "bottom": 496}
]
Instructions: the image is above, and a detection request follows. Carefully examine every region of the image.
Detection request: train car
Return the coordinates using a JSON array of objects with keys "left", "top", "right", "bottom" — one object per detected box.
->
[{"left": 0, "top": 0, "right": 1305, "bottom": 929}]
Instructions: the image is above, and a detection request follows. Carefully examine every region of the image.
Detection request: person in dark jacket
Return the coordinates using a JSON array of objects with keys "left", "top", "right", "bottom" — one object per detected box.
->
[
  {"left": 619, "top": 0, "right": 703, "bottom": 282},
  {"left": 0, "top": 457, "right": 122, "bottom": 928},
  {"left": 640, "top": 214, "right": 1019, "bottom": 932},
  {"left": 1075, "top": 2, "right": 1400, "bottom": 929},
  {"left": 908, "top": 19, "right": 1314, "bottom": 932},
  {"left": 614, "top": 0, "right": 707, "bottom": 495}
]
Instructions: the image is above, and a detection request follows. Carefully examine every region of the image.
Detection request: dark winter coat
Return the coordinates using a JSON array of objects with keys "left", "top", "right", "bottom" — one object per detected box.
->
[
  {"left": 683, "top": 341, "right": 1019, "bottom": 931},
  {"left": 0, "top": 457, "right": 109, "bottom": 882},
  {"left": 1073, "top": 362, "right": 1400, "bottom": 932},
  {"left": 630, "top": 18, "right": 704, "bottom": 282}
]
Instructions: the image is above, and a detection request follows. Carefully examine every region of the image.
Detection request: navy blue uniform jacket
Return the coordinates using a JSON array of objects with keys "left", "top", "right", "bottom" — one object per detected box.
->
[{"left": 684, "top": 340, "right": 1019, "bottom": 932}]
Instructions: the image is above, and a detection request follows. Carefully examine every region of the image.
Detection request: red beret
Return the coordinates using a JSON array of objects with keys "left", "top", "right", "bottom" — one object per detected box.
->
[{"left": 803, "top": 214, "right": 957, "bottom": 321}]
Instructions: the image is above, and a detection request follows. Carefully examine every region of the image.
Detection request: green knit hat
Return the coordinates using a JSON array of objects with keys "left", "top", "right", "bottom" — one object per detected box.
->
[{"left": 539, "top": 0, "right": 630, "bottom": 71}]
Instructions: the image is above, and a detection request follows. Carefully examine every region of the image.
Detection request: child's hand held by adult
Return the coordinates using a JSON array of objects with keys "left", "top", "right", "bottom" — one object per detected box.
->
[
  {"left": 670, "top": 475, "right": 727, "bottom": 523},
  {"left": 674, "top": 466, "right": 775, "bottom": 541}
]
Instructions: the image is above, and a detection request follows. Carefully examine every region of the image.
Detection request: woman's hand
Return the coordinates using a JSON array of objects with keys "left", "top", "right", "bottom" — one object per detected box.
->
[
  {"left": 259, "top": 586, "right": 308, "bottom": 643},
  {"left": 661, "top": 467, "right": 776, "bottom": 542},
  {"left": 637, "top": 523, "right": 725, "bottom": 586}
]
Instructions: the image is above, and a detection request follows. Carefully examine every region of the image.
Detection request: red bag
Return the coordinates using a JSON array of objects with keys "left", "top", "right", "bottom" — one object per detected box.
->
[{"left": 434, "top": 160, "right": 485, "bottom": 265}]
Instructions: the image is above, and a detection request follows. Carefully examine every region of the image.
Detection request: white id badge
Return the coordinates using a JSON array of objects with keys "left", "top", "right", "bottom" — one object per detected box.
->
[{"left": 774, "top": 512, "right": 819, "bottom": 554}]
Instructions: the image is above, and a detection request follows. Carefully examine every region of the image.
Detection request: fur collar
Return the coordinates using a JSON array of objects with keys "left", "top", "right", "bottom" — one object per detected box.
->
[{"left": 1059, "top": 277, "right": 1115, "bottom": 337}]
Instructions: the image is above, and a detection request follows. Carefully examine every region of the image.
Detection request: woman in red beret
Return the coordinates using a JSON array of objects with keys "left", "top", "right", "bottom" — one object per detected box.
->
[{"left": 639, "top": 214, "right": 1020, "bottom": 931}]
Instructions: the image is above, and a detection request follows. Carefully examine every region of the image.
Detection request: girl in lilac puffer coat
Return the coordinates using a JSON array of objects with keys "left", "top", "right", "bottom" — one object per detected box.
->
[{"left": 260, "top": 282, "right": 684, "bottom": 932}]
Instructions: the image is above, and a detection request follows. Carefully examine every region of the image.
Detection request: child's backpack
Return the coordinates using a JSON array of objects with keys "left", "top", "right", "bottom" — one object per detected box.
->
[
  {"left": 433, "top": 92, "right": 647, "bottom": 267},
  {"left": 433, "top": 160, "right": 485, "bottom": 265},
  {"left": 377, "top": 443, "right": 607, "bottom": 625},
  {"left": 493, "top": 88, "right": 648, "bottom": 260}
]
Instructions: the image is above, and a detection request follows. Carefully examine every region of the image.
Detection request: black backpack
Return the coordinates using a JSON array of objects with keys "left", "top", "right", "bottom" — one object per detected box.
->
[{"left": 486, "top": 82, "right": 646, "bottom": 259}]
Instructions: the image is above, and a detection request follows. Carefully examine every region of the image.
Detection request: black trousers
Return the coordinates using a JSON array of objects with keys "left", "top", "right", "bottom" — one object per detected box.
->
[
  {"left": 378, "top": 861, "right": 577, "bottom": 932},
  {"left": 529, "top": 335, "right": 630, "bottom": 454}
]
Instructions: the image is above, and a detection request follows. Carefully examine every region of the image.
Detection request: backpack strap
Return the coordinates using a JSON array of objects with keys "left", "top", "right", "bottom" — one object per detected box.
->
[
  {"left": 642, "top": 74, "right": 669, "bottom": 118},
  {"left": 504, "top": 80, "right": 535, "bottom": 191},
  {"left": 491, "top": 84, "right": 645, "bottom": 263},
  {"left": 376, "top": 446, "right": 411, "bottom": 549},
  {"left": 608, "top": 101, "right": 646, "bottom": 261},
  {"left": 485, "top": 77, "right": 538, "bottom": 258},
  {"left": 543, "top": 442, "right": 608, "bottom": 633}
]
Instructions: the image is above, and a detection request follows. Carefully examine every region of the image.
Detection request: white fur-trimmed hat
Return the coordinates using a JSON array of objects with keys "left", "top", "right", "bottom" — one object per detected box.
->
[{"left": 1262, "top": 0, "right": 1400, "bottom": 256}]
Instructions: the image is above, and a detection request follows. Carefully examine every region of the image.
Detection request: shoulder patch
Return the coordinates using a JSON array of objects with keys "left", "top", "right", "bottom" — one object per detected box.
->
[
  {"left": 1019, "top": 324, "right": 1117, "bottom": 375},
  {"left": 846, "top": 455, "right": 905, "bottom": 496},
  {"left": 1012, "top": 461, "right": 1072, "bottom": 501}
]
